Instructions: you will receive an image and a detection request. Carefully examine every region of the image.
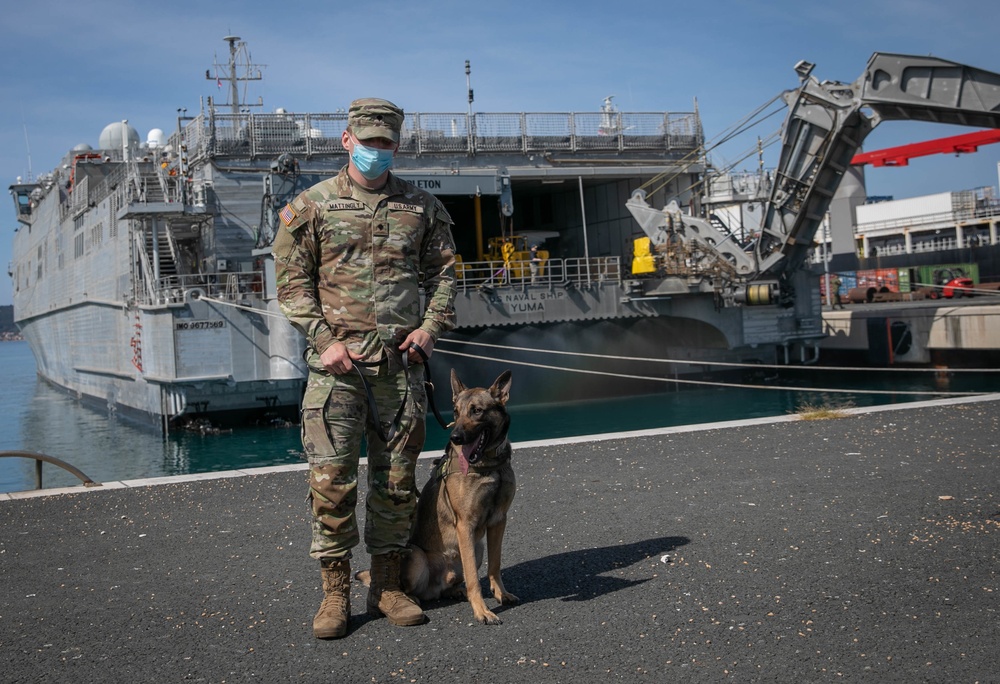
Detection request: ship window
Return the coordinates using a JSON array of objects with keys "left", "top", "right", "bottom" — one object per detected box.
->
[{"left": 16, "top": 193, "right": 31, "bottom": 216}]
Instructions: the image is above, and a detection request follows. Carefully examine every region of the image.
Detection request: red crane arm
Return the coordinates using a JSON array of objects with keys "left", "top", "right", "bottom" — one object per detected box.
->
[{"left": 850, "top": 128, "right": 1000, "bottom": 167}]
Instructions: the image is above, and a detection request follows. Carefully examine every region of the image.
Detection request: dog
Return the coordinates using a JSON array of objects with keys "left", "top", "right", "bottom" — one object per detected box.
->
[{"left": 359, "top": 368, "right": 518, "bottom": 625}]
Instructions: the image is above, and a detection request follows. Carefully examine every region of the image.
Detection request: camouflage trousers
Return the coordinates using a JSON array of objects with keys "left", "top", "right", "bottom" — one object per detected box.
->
[{"left": 301, "top": 364, "right": 427, "bottom": 561}]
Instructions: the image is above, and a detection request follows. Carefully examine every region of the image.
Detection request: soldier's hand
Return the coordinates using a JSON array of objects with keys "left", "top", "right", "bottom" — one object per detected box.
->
[
  {"left": 320, "top": 342, "right": 362, "bottom": 375},
  {"left": 400, "top": 330, "right": 434, "bottom": 363}
]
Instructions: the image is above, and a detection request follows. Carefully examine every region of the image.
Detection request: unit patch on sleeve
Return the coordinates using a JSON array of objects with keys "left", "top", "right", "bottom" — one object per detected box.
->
[{"left": 279, "top": 203, "right": 297, "bottom": 226}]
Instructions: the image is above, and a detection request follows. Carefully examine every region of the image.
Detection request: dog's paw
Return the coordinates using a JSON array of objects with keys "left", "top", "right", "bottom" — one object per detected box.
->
[
  {"left": 489, "top": 580, "right": 519, "bottom": 605},
  {"left": 475, "top": 609, "right": 502, "bottom": 625},
  {"left": 498, "top": 590, "right": 520, "bottom": 605}
]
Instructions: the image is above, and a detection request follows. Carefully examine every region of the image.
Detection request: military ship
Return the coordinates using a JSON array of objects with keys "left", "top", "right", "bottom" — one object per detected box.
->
[
  {"left": 10, "top": 37, "right": 1000, "bottom": 430},
  {"left": 6, "top": 37, "right": 709, "bottom": 430}
]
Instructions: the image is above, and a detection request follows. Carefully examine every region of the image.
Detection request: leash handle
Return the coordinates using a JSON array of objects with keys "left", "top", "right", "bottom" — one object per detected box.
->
[{"left": 408, "top": 342, "right": 429, "bottom": 362}]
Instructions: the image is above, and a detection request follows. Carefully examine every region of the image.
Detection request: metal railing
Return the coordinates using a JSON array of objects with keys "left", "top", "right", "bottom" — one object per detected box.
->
[
  {"left": 856, "top": 201, "right": 1000, "bottom": 235},
  {"left": 0, "top": 451, "right": 101, "bottom": 491},
  {"left": 455, "top": 256, "right": 622, "bottom": 292},
  {"left": 174, "top": 110, "right": 703, "bottom": 161},
  {"left": 146, "top": 271, "right": 265, "bottom": 305}
]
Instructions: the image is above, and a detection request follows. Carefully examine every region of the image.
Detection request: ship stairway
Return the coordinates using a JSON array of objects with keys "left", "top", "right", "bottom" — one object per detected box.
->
[
  {"left": 143, "top": 227, "right": 181, "bottom": 284},
  {"left": 708, "top": 213, "right": 739, "bottom": 245},
  {"left": 126, "top": 158, "right": 163, "bottom": 204}
]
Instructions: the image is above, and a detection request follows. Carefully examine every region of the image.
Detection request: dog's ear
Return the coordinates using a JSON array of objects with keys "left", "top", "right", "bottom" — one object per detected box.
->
[
  {"left": 450, "top": 368, "right": 466, "bottom": 397},
  {"left": 489, "top": 370, "right": 513, "bottom": 405}
]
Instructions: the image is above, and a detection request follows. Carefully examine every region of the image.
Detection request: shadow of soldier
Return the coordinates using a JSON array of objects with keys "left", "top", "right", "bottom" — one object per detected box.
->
[{"left": 498, "top": 535, "right": 690, "bottom": 604}]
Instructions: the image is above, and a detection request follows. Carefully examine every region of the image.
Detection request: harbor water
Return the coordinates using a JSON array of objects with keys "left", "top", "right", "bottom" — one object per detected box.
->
[{"left": 0, "top": 339, "right": 995, "bottom": 494}]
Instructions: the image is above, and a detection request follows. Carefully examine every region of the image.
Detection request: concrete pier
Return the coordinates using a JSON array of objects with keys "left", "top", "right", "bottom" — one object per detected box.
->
[
  {"left": 821, "top": 299, "right": 1000, "bottom": 364},
  {"left": 2, "top": 394, "right": 998, "bottom": 682}
]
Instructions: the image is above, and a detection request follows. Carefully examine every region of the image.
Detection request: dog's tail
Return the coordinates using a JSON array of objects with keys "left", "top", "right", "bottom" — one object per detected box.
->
[{"left": 353, "top": 569, "right": 372, "bottom": 586}]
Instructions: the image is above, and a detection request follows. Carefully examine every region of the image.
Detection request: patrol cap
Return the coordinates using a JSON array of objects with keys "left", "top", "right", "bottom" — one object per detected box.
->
[{"left": 348, "top": 98, "right": 404, "bottom": 143}]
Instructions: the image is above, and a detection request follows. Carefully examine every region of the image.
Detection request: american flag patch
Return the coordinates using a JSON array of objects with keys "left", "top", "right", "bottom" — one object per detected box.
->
[{"left": 279, "top": 203, "right": 297, "bottom": 226}]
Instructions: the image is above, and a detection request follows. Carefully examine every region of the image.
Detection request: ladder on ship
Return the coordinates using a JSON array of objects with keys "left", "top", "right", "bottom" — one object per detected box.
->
[
  {"left": 141, "top": 221, "right": 181, "bottom": 292},
  {"left": 146, "top": 224, "right": 180, "bottom": 282}
]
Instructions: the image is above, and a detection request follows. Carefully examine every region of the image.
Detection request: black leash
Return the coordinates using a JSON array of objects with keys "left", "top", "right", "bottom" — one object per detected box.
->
[
  {"left": 352, "top": 355, "right": 408, "bottom": 444},
  {"left": 407, "top": 342, "right": 450, "bottom": 431},
  {"left": 352, "top": 342, "right": 449, "bottom": 443}
]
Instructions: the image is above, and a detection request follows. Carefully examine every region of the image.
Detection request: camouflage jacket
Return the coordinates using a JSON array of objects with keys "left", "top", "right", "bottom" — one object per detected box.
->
[{"left": 272, "top": 167, "right": 457, "bottom": 362}]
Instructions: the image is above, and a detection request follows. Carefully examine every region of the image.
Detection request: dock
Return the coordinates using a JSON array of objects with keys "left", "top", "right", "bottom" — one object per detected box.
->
[
  {"left": 821, "top": 298, "right": 1000, "bottom": 364},
  {"left": 2, "top": 394, "right": 998, "bottom": 682}
]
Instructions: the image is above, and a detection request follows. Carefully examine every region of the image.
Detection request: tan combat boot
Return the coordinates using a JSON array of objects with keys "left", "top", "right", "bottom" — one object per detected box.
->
[
  {"left": 313, "top": 558, "right": 351, "bottom": 639},
  {"left": 366, "top": 552, "right": 426, "bottom": 626}
]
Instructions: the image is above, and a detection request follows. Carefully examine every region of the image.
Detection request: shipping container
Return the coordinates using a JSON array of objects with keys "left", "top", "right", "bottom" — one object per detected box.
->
[
  {"left": 911, "top": 263, "right": 980, "bottom": 288},
  {"left": 820, "top": 271, "right": 857, "bottom": 304},
  {"left": 897, "top": 268, "right": 911, "bottom": 293},
  {"left": 875, "top": 268, "right": 900, "bottom": 292}
]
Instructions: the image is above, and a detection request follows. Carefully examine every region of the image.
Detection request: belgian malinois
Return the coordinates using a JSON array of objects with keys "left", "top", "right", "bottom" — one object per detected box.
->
[{"left": 359, "top": 369, "right": 519, "bottom": 624}]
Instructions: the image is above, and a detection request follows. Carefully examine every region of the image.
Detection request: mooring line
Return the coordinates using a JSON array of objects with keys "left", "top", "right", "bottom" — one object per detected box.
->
[
  {"left": 197, "top": 295, "right": 288, "bottom": 319},
  {"left": 909, "top": 282, "right": 1000, "bottom": 297},
  {"left": 433, "top": 348, "right": 984, "bottom": 397},
  {"left": 436, "top": 338, "right": 999, "bottom": 374}
]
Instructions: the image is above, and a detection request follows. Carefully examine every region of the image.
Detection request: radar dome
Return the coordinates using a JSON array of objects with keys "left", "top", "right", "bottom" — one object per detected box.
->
[
  {"left": 146, "top": 128, "right": 167, "bottom": 148},
  {"left": 72, "top": 143, "right": 94, "bottom": 152},
  {"left": 98, "top": 121, "right": 141, "bottom": 151}
]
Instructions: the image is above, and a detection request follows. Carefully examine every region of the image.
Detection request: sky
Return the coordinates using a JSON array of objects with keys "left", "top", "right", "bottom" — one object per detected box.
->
[{"left": 3, "top": 0, "right": 1000, "bottom": 306}]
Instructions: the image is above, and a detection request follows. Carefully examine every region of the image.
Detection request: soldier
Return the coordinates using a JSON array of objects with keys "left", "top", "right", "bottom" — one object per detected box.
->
[
  {"left": 272, "top": 98, "right": 457, "bottom": 639},
  {"left": 529, "top": 243, "right": 541, "bottom": 284},
  {"left": 830, "top": 273, "right": 844, "bottom": 309}
]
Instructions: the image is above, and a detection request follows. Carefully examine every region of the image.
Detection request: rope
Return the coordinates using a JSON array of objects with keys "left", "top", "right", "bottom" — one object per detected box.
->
[
  {"left": 909, "top": 282, "right": 1000, "bottom": 297},
  {"left": 197, "top": 294, "right": 288, "bottom": 319},
  {"left": 650, "top": 133, "right": 781, "bottom": 204},
  {"left": 434, "top": 348, "right": 984, "bottom": 397},
  {"left": 437, "top": 338, "right": 1000, "bottom": 374},
  {"left": 639, "top": 97, "right": 785, "bottom": 199}
]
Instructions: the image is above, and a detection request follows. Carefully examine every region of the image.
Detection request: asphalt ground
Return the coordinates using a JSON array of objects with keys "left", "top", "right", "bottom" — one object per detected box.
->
[{"left": 2, "top": 395, "right": 998, "bottom": 683}]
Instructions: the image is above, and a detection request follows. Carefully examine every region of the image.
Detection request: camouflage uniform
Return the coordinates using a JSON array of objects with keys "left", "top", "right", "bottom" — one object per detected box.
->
[{"left": 273, "top": 154, "right": 457, "bottom": 561}]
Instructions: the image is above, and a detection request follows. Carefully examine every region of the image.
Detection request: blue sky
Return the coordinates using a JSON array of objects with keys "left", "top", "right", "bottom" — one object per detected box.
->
[{"left": 3, "top": 0, "right": 1000, "bottom": 306}]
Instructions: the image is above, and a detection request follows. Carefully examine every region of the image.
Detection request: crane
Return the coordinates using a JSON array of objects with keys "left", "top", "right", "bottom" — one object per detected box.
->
[
  {"left": 627, "top": 53, "right": 1000, "bottom": 308},
  {"left": 850, "top": 128, "right": 1000, "bottom": 167}
]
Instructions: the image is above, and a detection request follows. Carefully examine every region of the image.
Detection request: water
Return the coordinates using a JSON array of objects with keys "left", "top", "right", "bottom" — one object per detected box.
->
[{"left": 1, "top": 339, "right": 995, "bottom": 494}]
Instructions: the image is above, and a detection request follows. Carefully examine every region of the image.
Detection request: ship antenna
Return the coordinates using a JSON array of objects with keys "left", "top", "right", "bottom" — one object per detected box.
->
[
  {"left": 465, "top": 60, "right": 474, "bottom": 119},
  {"left": 225, "top": 36, "right": 241, "bottom": 116},
  {"left": 207, "top": 36, "right": 265, "bottom": 116},
  {"left": 21, "top": 106, "right": 33, "bottom": 182}
]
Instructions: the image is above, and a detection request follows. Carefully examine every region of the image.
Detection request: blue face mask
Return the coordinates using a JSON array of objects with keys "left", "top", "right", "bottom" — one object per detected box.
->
[{"left": 351, "top": 139, "right": 395, "bottom": 179}]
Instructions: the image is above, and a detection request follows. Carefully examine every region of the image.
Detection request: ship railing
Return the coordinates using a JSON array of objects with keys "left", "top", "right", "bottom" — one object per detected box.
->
[
  {"left": 132, "top": 230, "right": 159, "bottom": 304},
  {"left": 455, "top": 256, "right": 621, "bottom": 292},
  {"left": 856, "top": 200, "right": 1000, "bottom": 236},
  {"left": 178, "top": 110, "right": 703, "bottom": 161},
  {"left": 150, "top": 271, "right": 266, "bottom": 305}
]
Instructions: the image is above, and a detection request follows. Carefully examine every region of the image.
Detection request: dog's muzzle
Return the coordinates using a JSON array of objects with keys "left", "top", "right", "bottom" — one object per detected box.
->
[{"left": 452, "top": 428, "right": 489, "bottom": 464}]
